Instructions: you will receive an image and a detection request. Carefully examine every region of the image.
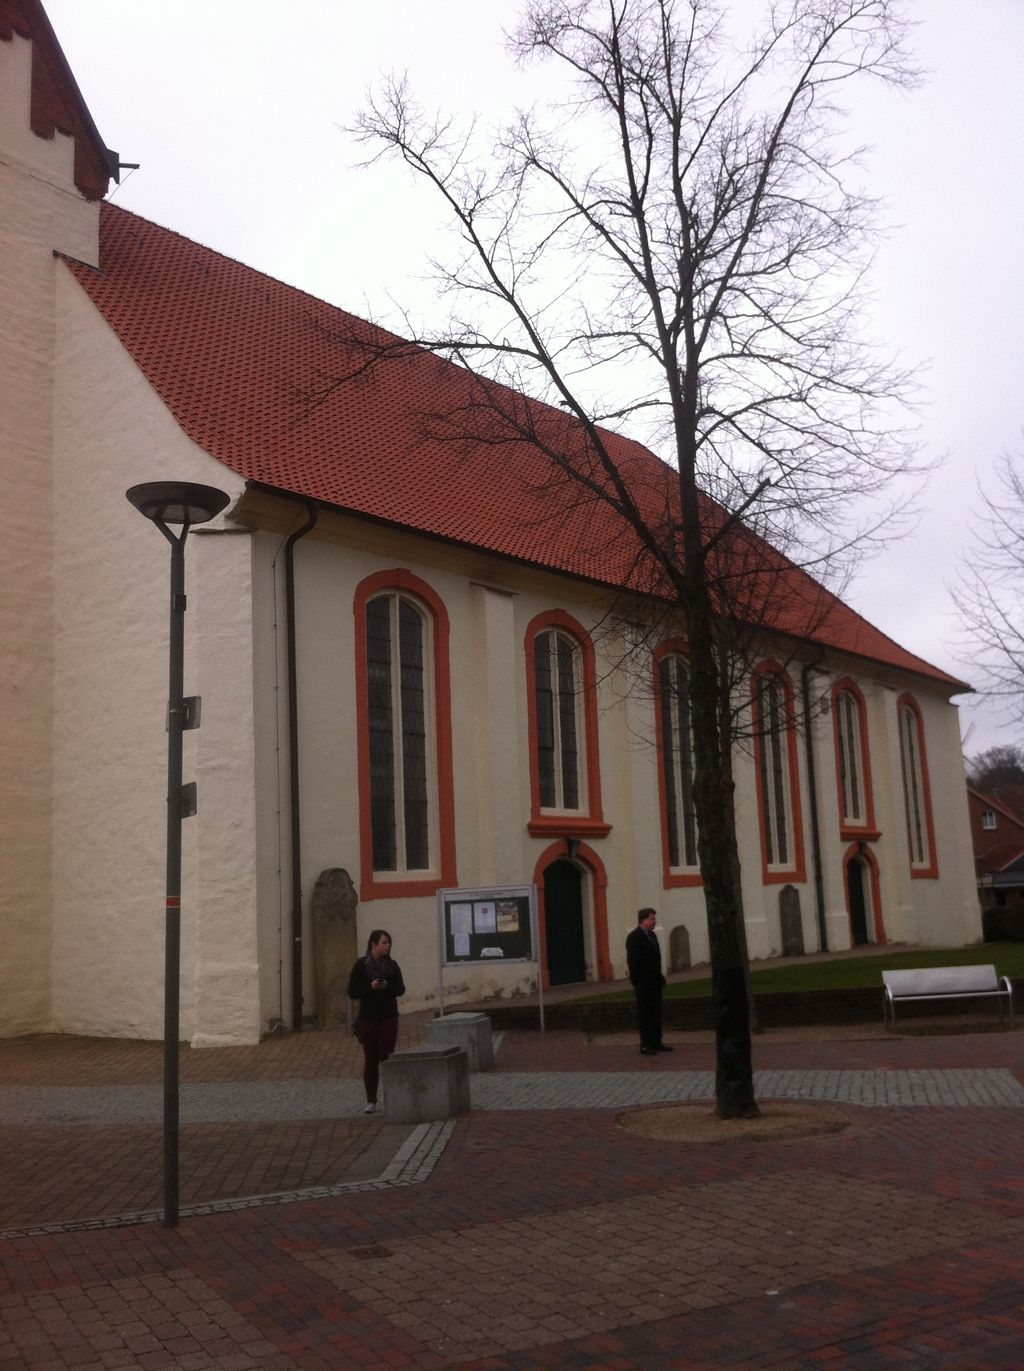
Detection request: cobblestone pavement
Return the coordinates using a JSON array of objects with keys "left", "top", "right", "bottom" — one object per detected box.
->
[
  {"left": 1, "top": 1022, "right": 1023, "bottom": 1368},
  {"left": 8, "top": 1065, "right": 1023, "bottom": 1124}
]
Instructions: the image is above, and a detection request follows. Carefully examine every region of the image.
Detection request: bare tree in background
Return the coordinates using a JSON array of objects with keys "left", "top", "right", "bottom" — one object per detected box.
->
[
  {"left": 341, "top": 0, "right": 920, "bottom": 1117},
  {"left": 954, "top": 450, "right": 1024, "bottom": 730},
  {"left": 965, "top": 744, "right": 1024, "bottom": 793}
]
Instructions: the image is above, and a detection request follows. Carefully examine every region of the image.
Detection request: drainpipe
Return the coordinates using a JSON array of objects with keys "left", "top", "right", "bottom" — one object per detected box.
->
[
  {"left": 284, "top": 503, "right": 318, "bottom": 1031},
  {"left": 801, "top": 664, "right": 828, "bottom": 952}
]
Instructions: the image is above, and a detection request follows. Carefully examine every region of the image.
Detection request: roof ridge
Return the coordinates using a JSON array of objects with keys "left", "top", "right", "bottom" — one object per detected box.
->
[{"left": 98, "top": 201, "right": 369, "bottom": 318}]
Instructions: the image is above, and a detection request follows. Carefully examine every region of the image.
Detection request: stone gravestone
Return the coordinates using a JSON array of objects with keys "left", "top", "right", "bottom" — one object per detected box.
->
[
  {"left": 312, "top": 868, "right": 358, "bottom": 1029},
  {"left": 779, "top": 884, "right": 804, "bottom": 958},
  {"left": 669, "top": 925, "right": 691, "bottom": 973}
]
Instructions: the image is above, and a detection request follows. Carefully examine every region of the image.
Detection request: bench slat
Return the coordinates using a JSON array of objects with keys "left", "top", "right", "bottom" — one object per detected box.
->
[{"left": 882, "top": 966, "right": 999, "bottom": 997}]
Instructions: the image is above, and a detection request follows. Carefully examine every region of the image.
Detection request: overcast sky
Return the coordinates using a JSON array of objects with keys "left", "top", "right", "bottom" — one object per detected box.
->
[{"left": 45, "top": 0, "right": 1024, "bottom": 756}]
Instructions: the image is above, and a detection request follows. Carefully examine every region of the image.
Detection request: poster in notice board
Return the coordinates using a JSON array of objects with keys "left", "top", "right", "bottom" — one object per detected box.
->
[{"left": 438, "top": 885, "right": 536, "bottom": 966}]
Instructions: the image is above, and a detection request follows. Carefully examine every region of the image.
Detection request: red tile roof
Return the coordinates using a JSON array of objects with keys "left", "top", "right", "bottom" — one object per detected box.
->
[
  {"left": 65, "top": 203, "right": 966, "bottom": 691},
  {"left": 987, "top": 784, "right": 1024, "bottom": 823}
]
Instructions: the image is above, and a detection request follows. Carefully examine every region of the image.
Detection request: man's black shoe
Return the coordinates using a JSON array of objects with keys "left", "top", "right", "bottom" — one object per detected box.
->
[
  {"left": 657, "top": 1043, "right": 674, "bottom": 1052},
  {"left": 640, "top": 1046, "right": 658, "bottom": 1055}
]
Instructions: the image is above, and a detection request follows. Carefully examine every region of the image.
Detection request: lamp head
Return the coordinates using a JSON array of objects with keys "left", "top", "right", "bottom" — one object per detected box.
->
[{"left": 126, "top": 481, "right": 230, "bottom": 527}]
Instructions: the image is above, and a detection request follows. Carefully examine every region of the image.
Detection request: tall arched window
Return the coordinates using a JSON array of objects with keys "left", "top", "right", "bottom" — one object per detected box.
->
[
  {"left": 751, "top": 662, "right": 806, "bottom": 883},
  {"left": 831, "top": 679, "right": 876, "bottom": 838},
  {"left": 654, "top": 642, "right": 700, "bottom": 886},
  {"left": 897, "top": 693, "right": 938, "bottom": 878},
  {"left": 525, "top": 610, "right": 609, "bottom": 838},
  {"left": 354, "top": 570, "right": 456, "bottom": 899},
  {"left": 365, "top": 593, "right": 429, "bottom": 871},
  {"left": 534, "top": 628, "right": 583, "bottom": 811}
]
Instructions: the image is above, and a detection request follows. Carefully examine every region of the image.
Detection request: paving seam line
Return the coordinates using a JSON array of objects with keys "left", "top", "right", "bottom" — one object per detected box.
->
[{"left": 0, "top": 1119, "right": 455, "bottom": 1241}]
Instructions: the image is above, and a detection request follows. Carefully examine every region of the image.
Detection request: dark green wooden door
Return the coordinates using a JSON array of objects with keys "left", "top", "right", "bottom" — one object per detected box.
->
[
  {"left": 544, "top": 859, "right": 586, "bottom": 985},
  {"left": 848, "top": 859, "right": 869, "bottom": 945}
]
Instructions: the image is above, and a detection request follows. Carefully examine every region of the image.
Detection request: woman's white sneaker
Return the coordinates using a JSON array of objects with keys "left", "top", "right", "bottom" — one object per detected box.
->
[{"left": 363, "top": 1101, "right": 379, "bottom": 1114}]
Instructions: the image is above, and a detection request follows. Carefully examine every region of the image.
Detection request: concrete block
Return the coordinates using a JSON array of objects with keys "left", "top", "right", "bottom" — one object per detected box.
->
[
  {"left": 382, "top": 1044, "right": 470, "bottom": 1123},
  {"left": 425, "top": 1011, "right": 494, "bottom": 1071}
]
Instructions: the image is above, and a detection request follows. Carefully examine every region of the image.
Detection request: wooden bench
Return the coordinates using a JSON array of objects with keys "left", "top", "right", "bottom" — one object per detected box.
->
[{"left": 882, "top": 965, "right": 1014, "bottom": 1032}]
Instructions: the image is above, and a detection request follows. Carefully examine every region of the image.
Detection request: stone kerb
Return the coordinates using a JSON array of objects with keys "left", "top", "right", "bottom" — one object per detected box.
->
[
  {"left": 425, "top": 1011, "right": 494, "bottom": 1070},
  {"left": 382, "top": 1044, "right": 471, "bottom": 1124}
]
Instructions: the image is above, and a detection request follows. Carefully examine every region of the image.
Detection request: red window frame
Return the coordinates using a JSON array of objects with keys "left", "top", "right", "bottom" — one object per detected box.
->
[
  {"left": 896, "top": 692, "right": 939, "bottom": 879},
  {"left": 353, "top": 569, "right": 457, "bottom": 900},
  {"left": 830, "top": 678, "right": 878, "bottom": 841},
  {"left": 750, "top": 661, "right": 806, "bottom": 884},
  {"left": 524, "top": 609, "right": 609, "bottom": 839}
]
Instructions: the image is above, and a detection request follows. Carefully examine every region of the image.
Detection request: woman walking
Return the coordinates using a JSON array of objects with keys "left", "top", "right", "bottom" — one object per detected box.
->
[{"left": 347, "top": 929, "right": 405, "bottom": 1114}]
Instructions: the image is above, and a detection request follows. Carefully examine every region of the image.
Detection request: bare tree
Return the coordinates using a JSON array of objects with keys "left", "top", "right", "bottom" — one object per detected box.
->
[
  {"left": 340, "top": 0, "right": 920, "bottom": 1117},
  {"left": 953, "top": 450, "right": 1024, "bottom": 727},
  {"left": 965, "top": 744, "right": 1024, "bottom": 794}
]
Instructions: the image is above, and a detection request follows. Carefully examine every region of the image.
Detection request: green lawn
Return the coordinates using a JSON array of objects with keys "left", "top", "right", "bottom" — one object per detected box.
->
[{"left": 573, "top": 943, "right": 1024, "bottom": 1003}]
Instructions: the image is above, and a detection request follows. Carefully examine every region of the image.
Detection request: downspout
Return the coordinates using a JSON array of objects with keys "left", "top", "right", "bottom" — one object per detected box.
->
[
  {"left": 801, "top": 664, "right": 828, "bottom": 952},
  {"left": 284, "top": 503, "right": 318, "bottom": 1031}
]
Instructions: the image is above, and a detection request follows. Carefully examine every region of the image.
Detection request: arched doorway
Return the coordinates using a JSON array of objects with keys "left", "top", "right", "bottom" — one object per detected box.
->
[
  {"left": 844, "top": 844, "right": 885, "bottom": 947},
  {"left": 848, "top": 858, "right": 870, "bottom": 945},
  {"left": 543, "top": 859, "right": 586, "bottom": 985}
]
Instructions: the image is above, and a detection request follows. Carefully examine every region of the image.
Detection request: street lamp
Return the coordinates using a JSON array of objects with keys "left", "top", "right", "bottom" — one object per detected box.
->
[{"left": 126, "top": 480, "right": 230, "bottom": 1228}]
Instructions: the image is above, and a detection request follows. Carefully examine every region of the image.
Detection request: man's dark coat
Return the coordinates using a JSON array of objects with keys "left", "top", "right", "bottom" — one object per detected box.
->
[{"left": 626, "top": 923, "right": 665, "bottom": 1050}]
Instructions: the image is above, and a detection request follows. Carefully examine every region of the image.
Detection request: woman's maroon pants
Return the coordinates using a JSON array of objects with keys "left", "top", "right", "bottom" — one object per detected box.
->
[{"left": 354, "top": 1017, "right": 398, "bottom": 1103}]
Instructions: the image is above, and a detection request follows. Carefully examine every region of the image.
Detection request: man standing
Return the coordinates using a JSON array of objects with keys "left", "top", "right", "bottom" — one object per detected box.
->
[{"left": 626, "top": 908, "right": 673, "bottom": 1056}]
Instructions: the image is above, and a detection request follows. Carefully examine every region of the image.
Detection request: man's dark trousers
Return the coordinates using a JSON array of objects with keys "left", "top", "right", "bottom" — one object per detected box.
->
[{"left": 635, "top": 979, "right": 663, "bottom": 1051}]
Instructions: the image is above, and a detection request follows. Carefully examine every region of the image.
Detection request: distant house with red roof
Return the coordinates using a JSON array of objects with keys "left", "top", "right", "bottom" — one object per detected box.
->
[{"left": 0, "top": 0, "right": 982, "bottom": 1044}]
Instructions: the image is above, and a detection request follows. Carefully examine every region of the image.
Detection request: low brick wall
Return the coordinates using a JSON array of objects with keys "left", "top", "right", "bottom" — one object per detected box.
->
[{"left": 484, "top": 978, "right": 1023, "bottom": 1032}]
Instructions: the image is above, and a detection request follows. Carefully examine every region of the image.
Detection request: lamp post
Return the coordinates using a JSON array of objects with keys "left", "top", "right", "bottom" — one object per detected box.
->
[{"left": 126, "top": 481, "right": 230, "bottom": 1228}]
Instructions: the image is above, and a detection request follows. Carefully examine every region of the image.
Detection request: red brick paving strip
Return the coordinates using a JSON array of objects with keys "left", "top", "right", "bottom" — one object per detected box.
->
[
  {"left": 293, "top": 1170, "right": 1024, "bottom": 1363},
  {"left": 2, "top": 1025, "right": 1024, "bottom": 1367},
  {"left": 0, "top": 1119, "right": 403, "bottom": 1230}
]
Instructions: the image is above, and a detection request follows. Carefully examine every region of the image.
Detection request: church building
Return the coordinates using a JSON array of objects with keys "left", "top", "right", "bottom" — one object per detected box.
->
[{"left": 0, "top": 0, "right": 979, "bottom": 1046}]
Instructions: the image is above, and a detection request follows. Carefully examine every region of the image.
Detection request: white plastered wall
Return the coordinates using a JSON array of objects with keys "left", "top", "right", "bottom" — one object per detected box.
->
[
  {"left": 0, "top": 28, "right": 101, "bottom": 1034},
  {"left": 270, "top": 517, "right": 985, "bottom": 1017},
  {"left": 890, "top": 687, "right": 980, "bottom": 947},
  {"left": 50, "top": 269, "right": 260, "bottom": 1043},
  {"left": 800, "top": 672, "right": 978, "bottom": 955}
]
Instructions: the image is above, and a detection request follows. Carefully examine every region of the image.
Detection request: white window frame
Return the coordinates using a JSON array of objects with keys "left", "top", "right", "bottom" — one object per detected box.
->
[
  {"left": 533, "top": 628, "right": 587, "bottom": 814},
  {"left": 835, "top": 690, "right": 864, "bottom": 825},
  {"left": 365, "top": 591, "right": 439, "bottom": 878},
  {"left": 899, "top": 702, "right": 931, "bottom": 870}
]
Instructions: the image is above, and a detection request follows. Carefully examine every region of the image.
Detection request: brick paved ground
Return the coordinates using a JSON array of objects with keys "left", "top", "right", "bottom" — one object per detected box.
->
[
  {"left": 0, "top": 1024, "right": 432, "bottom": 1232},
  {"left": 1, "top": 1020, "right": 1023, "bottom": 1367}
]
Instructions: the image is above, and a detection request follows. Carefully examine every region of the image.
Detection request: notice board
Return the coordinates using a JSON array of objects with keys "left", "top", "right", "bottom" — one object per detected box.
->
[{"left": 438, "top": 885, "right": 536, "bottom": 966}]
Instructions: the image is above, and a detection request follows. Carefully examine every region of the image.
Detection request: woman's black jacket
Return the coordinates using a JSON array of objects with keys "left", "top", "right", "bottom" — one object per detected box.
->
[{"left": 347, "top": 959, "right": 405, "bottom": 1022}]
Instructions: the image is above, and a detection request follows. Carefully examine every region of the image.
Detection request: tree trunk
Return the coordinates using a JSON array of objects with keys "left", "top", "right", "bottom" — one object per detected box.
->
[
  {"left": 685, "top": 581, "right": 758, "bottom": 1118},
  {"left": 693, "top": 755, "right": 758, "bottom": 1117}
]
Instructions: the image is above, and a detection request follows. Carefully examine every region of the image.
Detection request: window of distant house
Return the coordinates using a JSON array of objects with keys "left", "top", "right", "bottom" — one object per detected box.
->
[
  {"left": 831, "top": 680, "right": 876, "bottom": 837},
  {"left": 525, "top": 610, "right": 609, "bottom": 838},
  {"left": 897, "top": 693, "right": 938, "bottom": 878},
  {"left": 654, "top": 644, "right": 700, "bottom": 886},
  {"left": 982, "top": 810, "right": 997, "bottom": 831},
  {"left": 354, "top": 571, "right": 456, "bottom": 899},
  {"left": 751, "top": 662, "right": 806, "bottom": 883}
]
